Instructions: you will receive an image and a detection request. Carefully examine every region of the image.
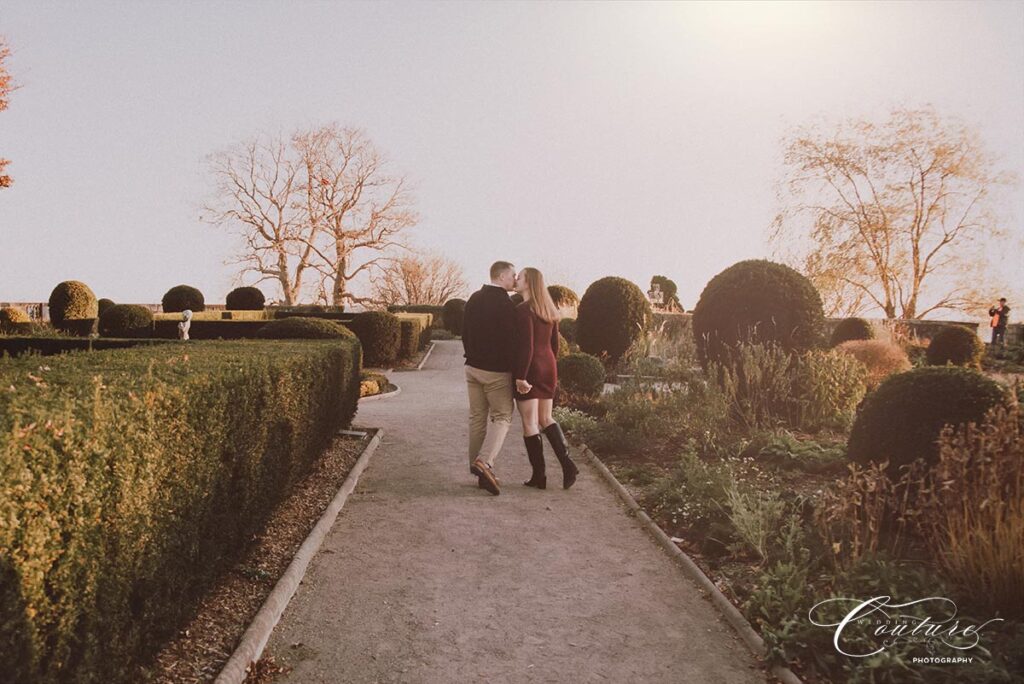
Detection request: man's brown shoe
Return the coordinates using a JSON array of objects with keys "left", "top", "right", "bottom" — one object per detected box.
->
[{"left": 472, "top": 458, "right": 500, "bottom": 495}]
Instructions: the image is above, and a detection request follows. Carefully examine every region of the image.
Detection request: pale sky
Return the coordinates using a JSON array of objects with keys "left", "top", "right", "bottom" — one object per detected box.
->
[{"left": 1, "top": 1, "right": 1022, "bottom": 313}]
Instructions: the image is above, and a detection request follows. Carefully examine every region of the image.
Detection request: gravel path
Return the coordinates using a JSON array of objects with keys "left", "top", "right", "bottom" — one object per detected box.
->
[{"left": 262, "top": 341, "right": 766, "bottom": 683}]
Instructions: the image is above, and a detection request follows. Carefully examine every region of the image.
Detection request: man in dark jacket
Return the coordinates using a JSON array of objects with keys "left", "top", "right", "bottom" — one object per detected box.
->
[
  {"left": 989, "top": 297, "right": 1010, "bottom": 347},
  {"left": 462, "top": 261, "right": 517, "bottom": 495}
]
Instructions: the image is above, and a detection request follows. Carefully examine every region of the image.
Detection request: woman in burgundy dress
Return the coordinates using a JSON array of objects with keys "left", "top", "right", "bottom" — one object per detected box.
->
[{"left": 512, "top": 267, "right": 578, "bottom": 490}]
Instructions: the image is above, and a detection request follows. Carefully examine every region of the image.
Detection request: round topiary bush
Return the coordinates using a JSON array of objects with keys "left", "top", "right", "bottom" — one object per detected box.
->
[
  {"left": 548, "top": 285, "right": 579, "bottom": 309},
  {"left": 557, "top": 352, "right": 607, "bottom": 398},
  {"left": 925, "top": 325, "right": 984, "bottom": 369},
  {"left": 99, "top": 304, "right": 154, "bottom": 338},
  {"left": 576, "top": 276, "right": 652, "bottom": 366},
  {"left": 257, "top": 317, "right": 355, "bottom": 339},
  {"left": 162, "top": 285, "right": 206, "bottom": 313},
  {"left": 830, "top": 317, "right": 875, "bottom": 347},
  {"left": 559, "top": 318, "right": 577, "bottom": 344},
  {"left": 0, "top": 306, "right": 30, "bottom": 334},
  {"left": 847, "top": 366, "right": 1011, "bottom": 472},
  {"left": 348, "top": 311, "right": 402, "bottom": 367},
  {"left": 835, "top": 339, "right": 911, "bottom": 390},
  {"left": 692, "top": 260, "right": 825, "bottom": 367},
  {"left": 650, "top": 275, "right": 682, "bottom": 310},
  {"left": 48, "top": 280, "right": 99, "bottom": 332},
  {"left": 225, "top": 286, "right": 266, "bottom": 311},
  {"left": 97, "top": 298, "right": 116, "bottom": 317},
  {"left": 442, "top": 298, "right": 466, "bottom": 336}
]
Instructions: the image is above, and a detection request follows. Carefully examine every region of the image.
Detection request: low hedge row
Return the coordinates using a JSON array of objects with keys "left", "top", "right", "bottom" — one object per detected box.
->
[
  {"left": 387, "top": 305, "right": 442, "bottom": 328},
  {"left": 0, "top": 336, "right": 175, "bottom": 357},
  {"left": 0, "top": 338, "right": 361, "bottom": 682},
  {"left": 152, "top": 320, "right": 268, "bottom": 340}
]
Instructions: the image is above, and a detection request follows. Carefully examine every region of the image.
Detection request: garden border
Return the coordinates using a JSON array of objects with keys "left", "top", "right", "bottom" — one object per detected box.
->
[
  {"left": 415, "top": 341, "right": 436, "bottom": 370},
  {"left": 580, "top": 444, "right": 803, "bottom": 684},
  {"left": 214, "top": 429, "right": 384, "bottom": 684}
]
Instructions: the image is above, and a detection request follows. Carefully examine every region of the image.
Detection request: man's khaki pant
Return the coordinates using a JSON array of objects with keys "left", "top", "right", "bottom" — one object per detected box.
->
[{"left": 465, "top": 365, "right": 514, "bottom": 468}]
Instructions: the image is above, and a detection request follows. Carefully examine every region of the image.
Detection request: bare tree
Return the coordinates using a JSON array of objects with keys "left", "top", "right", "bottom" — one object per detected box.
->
[
  {"left": 771, "top": 106, "right": 1013, "bottom": 319},
  {"left": 1, "top": 38, "right": 17, "bottom": 188},
  {"left": 203, "top": 134, "right": 316, "bottom": 305},
  {"left": 294, "top": 125, "right": 418, "bottom": 307},
  {"left": 371, "top": 252, "right": 468, "bottom": 306}
]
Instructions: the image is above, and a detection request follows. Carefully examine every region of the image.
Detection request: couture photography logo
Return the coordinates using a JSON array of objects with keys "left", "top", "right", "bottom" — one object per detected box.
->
[{"left": 809, "top": 595, "right": 1004, "bottom": 664}]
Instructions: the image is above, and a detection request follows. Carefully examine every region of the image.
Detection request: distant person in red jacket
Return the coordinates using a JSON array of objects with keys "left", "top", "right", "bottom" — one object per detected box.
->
[
  {"left": 512, "top": 267, "right": 578, "bottom": 490},
  {"left": 989, "top": 297, "right": 1010, "bottom": 347}
]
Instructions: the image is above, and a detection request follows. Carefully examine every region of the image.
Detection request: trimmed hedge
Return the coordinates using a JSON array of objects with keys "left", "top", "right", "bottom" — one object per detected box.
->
[
  {"left": 48, "top": 280, "right": 98, "bottom": 333},
  {"left": 347, "top": 311, "right": 402, "bottom": 367},
  {"left": 0, "top": 338, "right": 361, "bottom": 682},
  {"left": 273, "top": 311, "right": 353, "bottom": 322},
  {"left": 559, "top": 318, "right": 577, "bottom": 344},
  {"left": 152, "top": 320, "right": 267, "bottom": 340},
  {"left": 0, "top": 306, "right": 30, "bottom": 334},
  {"left": 692, "top": 260, "right": 825, "bottom": 367},
  {"left": 393, "top": 313, "right": 433, "bottom": 351},
  {"left": 0, "top": 337, "right": 173, "bottom": 357},
  {"left": 548, "top": 285, "right": 579, "bottom": 309},
  {"left": 257, "top": 317, "right": 355, "bottom": 340},
  {"left": 557, "top": 352, "right": 606, "bottom": 398},
  {"left": 225, "top": 286, "right": 266, "bottom": 311},
  {"left": 829, "top": 317, "right": 875, "bottom": 346},
  {"left": 442, "top": 299, "right": 466, "bottom": 336},
  {"left": 161, "top": 284, "right": 206, "bottom": 313},
  {"left": 576, "top": 277, "right": 651, "bottom": 366},
  {"left": 99, "top": 304, "right": 154, "bottom": 338},
  {"left": 926, "top": 324, "right": 984, "bottom": 369},
  {"left": 387, "top": 305, "right": 442, "bottom": 329},
  {"left": 97, "top": 298, "right": 116, "bottom": 317},
  {"left": 847, "top": 366, "right": 1011, "bottom": 472}
]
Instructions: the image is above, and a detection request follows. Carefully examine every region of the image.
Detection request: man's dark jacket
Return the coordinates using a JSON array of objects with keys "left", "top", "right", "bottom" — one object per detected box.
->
[{"left": 462, "top": 284, "right": 516, "bottom": 372}]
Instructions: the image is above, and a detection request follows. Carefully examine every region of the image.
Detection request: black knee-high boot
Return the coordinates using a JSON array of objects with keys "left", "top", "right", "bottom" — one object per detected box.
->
[
  {"left": 523, "top": 434, "right": 546, "bottom": 489},
  {"left": 542, "top": 422, "right": 578, "bottom": 489}
]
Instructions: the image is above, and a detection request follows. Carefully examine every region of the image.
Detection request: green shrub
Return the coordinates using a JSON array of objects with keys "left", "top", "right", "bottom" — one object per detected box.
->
[
  {"left": 548, "top": 284, "right": 579, "bottom": 309},
  {"left": 0, "top": 339, "right": 361, "bottom": 682},
  {"left": 161, "top": 284, "right": 206, "bottom": 313},
  {"left": 98, "top": 304, "right": 154, "bottom": 338},
  {"left": 692, "top": 260, "right": 824, "bottom": 367},
  {"left": 557, "top": 333, "right": 570, "bottom": 359},
  {"left": 442, "top": 298, "right": 466, "bottom": 335},
  {"left": 97, "top": 298, "right": 116, "bottom": 317},
  {"left": 557, "top": 352, "right": 606, "bottom": 398},
  {"left": 829, "top": 316, "right": 874, "bottom": 346},
  {"left": 398, "top": 320, "right": 419, "bottom": 359},
  {"left": 0, "top": 307, "right": 30, "bottom": 334},
  {"left": 225, "top": 286, "right": 266, "bottom": 310},
  {"left": 47, "top": 280, "right": 98, "bottom": 331},
  {"left": 847, "top": 366, "right": 1011, "bottom": 472},
  {"left": 576, "top": 276, "right": 651, "bottom": 366},
  {"left": 387, "top": 305, "right": 443, "bottom": 328},
  {"left": 257, "top": 317, "right": 355, "bottom": 340},
  {"left": 789, "top": 348, "right": 867, "bottom": 432},
  {"left": 347, "top": 311, "right": 401, "bottom": 367},
  {"left": 559, "top": 318, "right": 577, "bottom": 344},
  {"left": 926, "top": 324, "right": 984, "bottom": 369}
]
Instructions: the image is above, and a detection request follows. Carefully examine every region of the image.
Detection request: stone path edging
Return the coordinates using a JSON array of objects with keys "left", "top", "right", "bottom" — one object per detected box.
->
[
  {"left": 214, "top": 430, "right": 384, "bottom": 684},
  {"left": 581, "top": 445, "right": 804, "bottom": 684},
  {"left": 415, "top": 342, "right": 436, "bottom": 370}
]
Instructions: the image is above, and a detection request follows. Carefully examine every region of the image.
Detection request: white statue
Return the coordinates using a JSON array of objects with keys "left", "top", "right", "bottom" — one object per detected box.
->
[{"left": 178, "top": 309, "right": 193, "bottom": 340}]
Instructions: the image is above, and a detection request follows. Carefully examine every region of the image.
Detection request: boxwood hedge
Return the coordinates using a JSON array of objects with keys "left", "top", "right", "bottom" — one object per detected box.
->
[{"left": 0, "top": 338, "right": 361, "bottom": 682}]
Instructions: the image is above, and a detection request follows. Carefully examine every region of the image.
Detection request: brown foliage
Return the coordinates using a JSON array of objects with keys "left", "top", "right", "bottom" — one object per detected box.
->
[
  {"left": 0, "top": 38, "right": 15, "bottom": 187},
  {"left": 835, "top": 339, "right": 911, "bottom": 389},
  {"left": 370, "top": 252, "right": 467, "bottom": 306}
]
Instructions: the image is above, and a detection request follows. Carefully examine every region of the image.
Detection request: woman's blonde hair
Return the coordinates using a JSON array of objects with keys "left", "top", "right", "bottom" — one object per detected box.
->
[{"left": 521, "top": 267, "right": 561, "bottom": 323}]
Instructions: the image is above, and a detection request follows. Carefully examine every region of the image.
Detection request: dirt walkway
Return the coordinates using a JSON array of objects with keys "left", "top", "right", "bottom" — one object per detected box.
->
[{"left": 262, "top": 341, "right": 765, "bottom": 683}]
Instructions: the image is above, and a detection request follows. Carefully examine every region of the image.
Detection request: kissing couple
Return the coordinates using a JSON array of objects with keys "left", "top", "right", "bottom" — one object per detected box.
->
[{"left": 462, "top": 261, "right": 578, "bottom": 496}]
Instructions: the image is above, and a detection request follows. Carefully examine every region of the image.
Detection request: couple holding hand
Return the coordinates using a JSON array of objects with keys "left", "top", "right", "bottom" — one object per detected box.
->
[{"left": 462, "top": 261, "right": 578, "bottom": 496}]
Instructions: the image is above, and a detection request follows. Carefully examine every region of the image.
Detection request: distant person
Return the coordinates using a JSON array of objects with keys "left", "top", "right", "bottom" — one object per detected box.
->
[
  {"left": 512, "top": 267, "right": 578, "bottom": 490},
  {"left": 462, "top": 261, "right": 518, "bottom": 495},
  {"left": 989, "top": 297, "right": 1010, "bottom": 347}
]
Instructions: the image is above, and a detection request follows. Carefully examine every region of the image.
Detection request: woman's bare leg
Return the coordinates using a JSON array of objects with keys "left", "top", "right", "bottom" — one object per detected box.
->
[
  {"left": 518, "top": 398, "right": 540, "bottom": 437},
  {"left": 538, "top": 399, "right": 555, "bottom": 428}
]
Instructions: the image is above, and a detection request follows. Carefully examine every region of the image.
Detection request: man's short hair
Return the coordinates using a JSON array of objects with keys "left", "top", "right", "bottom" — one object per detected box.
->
[{"left": 490, "top": 261, "right": 515, "bottom": 280}]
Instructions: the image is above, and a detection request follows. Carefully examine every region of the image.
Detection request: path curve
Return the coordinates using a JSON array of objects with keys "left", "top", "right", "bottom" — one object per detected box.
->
[{"left": 263, "top": 341, "right": 765, "bottom": 683}]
